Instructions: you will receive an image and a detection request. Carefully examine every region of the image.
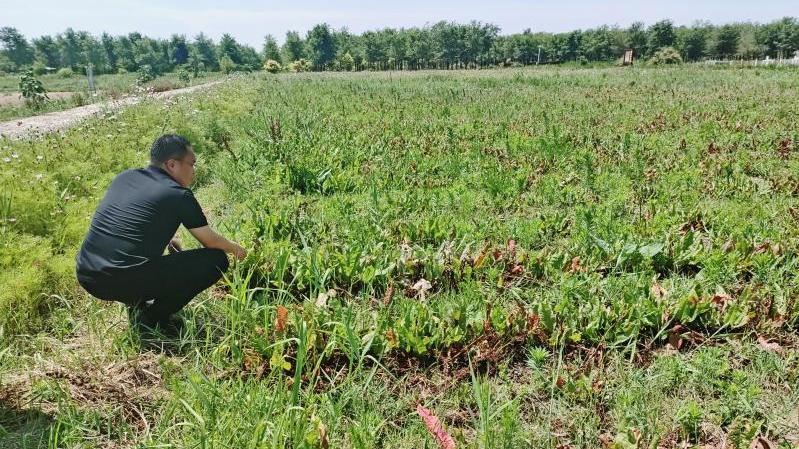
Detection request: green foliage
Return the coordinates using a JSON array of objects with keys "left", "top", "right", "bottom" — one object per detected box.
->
[
  {"left": 307, "top": 23, "right": 336, "bottom": 70},
  {"left": 136, "top": 64, "right": 155, "bottom": 84},
  {"left": 56, "top": 67, "right": 73, "bottom": 78},
  {"left": 2, "top": 68, "right": 799, "bottom": 448},
  {"left": 32, "top": 61, "right": 47, "bottom": 75},
  {"left": 649, "top": 46, "right": 683, "bottom": 65},
  {"left": 219, "top": 55, "right": 237, "bottom": 74},
  {"left": 288, "top": 58, "right": 311, "bottom": 72},
  {"left": 263, "top": 59, "right": 281, "bottom": 74},
  {"left": 338, "top": 52, "right": 355, "bottom": 71},
  {"left": 177, "top": 66, "right": 191, "bottom": 85},
  {"left": 18, "top": 69, "right": 48, "bottom": 107}
]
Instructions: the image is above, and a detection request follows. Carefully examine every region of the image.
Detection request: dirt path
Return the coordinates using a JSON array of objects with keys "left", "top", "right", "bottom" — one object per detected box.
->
[
  {"left": 0, "top": 91, "right": 74, "bottom": 106},
  {"left": 0, "top": 81, "right": 224, "bottom": 140}
]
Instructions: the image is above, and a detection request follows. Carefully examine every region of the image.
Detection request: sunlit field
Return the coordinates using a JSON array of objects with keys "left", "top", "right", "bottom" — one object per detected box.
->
[{"left": 1, "top": 66, "right": 798, "bottom": 448}]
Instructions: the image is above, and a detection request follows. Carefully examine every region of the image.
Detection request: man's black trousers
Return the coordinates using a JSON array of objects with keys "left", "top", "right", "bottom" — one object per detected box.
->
[{"left": 78, "top": 248, "right": 229, "bottom": 324}]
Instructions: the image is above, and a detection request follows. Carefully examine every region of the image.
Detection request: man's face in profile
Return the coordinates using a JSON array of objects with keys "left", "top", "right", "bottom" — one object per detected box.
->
[{"left": 165, "top": 147, "right": 197, "bottom": 188}]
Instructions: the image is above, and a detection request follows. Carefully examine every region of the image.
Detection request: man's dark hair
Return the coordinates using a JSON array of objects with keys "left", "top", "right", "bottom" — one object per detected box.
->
[{"left": 150, "top": 134, "right": 191, "bottom": 164}]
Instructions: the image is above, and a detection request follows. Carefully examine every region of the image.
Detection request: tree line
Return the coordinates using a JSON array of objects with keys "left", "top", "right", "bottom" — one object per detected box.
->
[{"left": 1, "top": 17, "right": 798, "bottom": 75}]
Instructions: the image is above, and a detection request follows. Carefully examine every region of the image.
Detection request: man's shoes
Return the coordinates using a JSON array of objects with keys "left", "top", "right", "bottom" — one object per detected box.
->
[
  {"left": 128, "top": 307, "right": 185, "bottom": 337},
  {"left": 158, "top": 314, "right": 186, "bottom": 334}
]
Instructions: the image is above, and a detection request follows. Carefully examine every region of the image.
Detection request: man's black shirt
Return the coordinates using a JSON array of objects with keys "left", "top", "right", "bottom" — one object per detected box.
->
[{"left": 76, "top": 165, "right": 207, "bottom": 283}]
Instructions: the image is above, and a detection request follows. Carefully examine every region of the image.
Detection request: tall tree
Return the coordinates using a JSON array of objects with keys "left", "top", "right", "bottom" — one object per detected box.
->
[
  {"left": 648, "top": 20, "right": 676, "bottom": 52},
  {"left": 712, "top": 24, "right": 740, "bottom": 59},
  {"left": 57, "top": 28, "right": 82, "bottom": 70},
  {"left": 0, "top": 27, "right": 34, "bottom": 70},
  {"left": 217, "top": 33, "right": 242, "bottom": 64},
  {"left": 100, "top": 33, "right": 118, "bottom": 72},
  {"left": 306, "top": 24, "right": 336, "bottom": 70},
  {"left": 261, "top": 34, "right": 281, "bottom": 62},
  {"left": 33, "top": 35, "right": 60, "bottom": 68},
  {"left": 759, "top": 17, "right": 799, "bottom": 58},
  {"left": 737, "top": 24, "right": 765, "bottom": 59},
  {"left": 282, "top": 31, "right": 306, "bottom": 62},
  {"left": 78, "top": 31, "right": 109, "bottom": 73},
  {"left": 114, "top": 35, "right": 137, "bottom": 71},
  {"left": 676, "top": 23, "right": 710, "bottom": 61},
  {"left": 170, "top": 35, "right": 189, "bottom": 65},
  {"left": 192, "top": 33, "right": 218, "bottom": 71},
  {"left": 238, "top": 44, "right": 262, "bottom": 70},
  {"left": 626, "top": 21, "right": 648, "bottom": 58}
]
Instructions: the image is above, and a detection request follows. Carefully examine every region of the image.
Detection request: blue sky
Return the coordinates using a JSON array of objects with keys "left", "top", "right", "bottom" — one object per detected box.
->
[{"left": 2, "top": 0, "right": 797, "bottom": 47}]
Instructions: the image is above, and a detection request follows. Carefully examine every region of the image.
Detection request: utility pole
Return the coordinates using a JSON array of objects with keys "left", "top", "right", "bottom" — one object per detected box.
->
[
  {"left": 86, "top": 62, "right": 96, "bottom": 93},
  {"left": 536, "top": 46, "right": 542, "bottom": 65}
]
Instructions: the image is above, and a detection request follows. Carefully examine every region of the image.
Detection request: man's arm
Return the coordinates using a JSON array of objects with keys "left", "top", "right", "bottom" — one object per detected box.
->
[{"left": 188, "top": 225, "right": 247, "bottom": 260}]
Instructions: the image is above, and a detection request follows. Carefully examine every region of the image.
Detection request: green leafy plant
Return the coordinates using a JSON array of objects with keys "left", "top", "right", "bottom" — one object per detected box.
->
[{"left": 19, "top": 69, "right": 49, "bottom": 107}]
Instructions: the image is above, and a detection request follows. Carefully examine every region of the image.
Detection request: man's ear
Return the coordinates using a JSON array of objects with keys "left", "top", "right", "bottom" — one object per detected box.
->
[{"left": 164, "top": 159, "right": 176, "bottom": 172}]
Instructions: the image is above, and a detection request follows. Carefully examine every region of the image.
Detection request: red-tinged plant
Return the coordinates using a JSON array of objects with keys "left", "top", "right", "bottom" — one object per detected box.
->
[
  {"left": 275, "top": 305, "right": 288, "bottom": 333},
  {"left": 416, "top": 404, "right": 456, "bottom": 449}
]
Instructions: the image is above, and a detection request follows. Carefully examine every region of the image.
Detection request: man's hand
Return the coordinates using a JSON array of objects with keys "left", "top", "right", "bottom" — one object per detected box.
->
[
  {"left": 231, "top": 242, "right": 247, "bottom": 261},
  {"left": 188, "top": 225, "right": 247, "bottom": 261},
  {"left": 168, "top": 236, "right": 183, "bottom": 254}
]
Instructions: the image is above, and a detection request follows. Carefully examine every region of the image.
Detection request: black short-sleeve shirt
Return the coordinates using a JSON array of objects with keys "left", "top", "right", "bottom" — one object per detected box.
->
[{"left": 76, "top": 165, "right": 208, "bottom": 283}]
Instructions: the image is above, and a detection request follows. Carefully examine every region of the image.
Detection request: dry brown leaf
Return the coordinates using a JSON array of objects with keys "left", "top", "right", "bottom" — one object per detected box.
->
[
  {"left": 316, "top": 416, "right": 329, "bottom": 449},
  {"left": 412, "top": 279, "right": 433, "bottom": 300},
  {"left": 750, "top": 436, "right": 776, "bottom": 449},
  {"left": 757, "top": 336, "right": 782, "bottom": 353},
  {"left": 651, "top": 276, "right": 668, "bottom": 299},
  {"left": 753, "top": 242, "right": 771, "bottom": 255},
  {"left": 668, "top": 325, "right": 684, "bottom": 350},
  {"left": 568, "top": 256, "right": 582, "bottom": 274},
  {"left": 711, "top": 292, "right": 732, "bottom": 308},
  {"left": 383, "top": 285, "right": 395, "bottom": 306},
  {"left": 483, "top": 301, "right": 493, "bottom": 334},
  {"left": 721, "top": 238, "right": 735, "bottom": 253}
]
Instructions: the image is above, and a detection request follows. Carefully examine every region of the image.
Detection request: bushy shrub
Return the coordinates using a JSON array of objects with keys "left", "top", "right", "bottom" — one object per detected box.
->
[
  {"left": 32, "top": 61, "right": 47, "bottom": 75},
  {"left": 117, "top": 67, "right": 128, "bottom": 74},
  {"left": 136, "top": 64, "right": 155, "bottom": 85},
  {"left": 650, "top": 46, "right": 683, "bottom": 65},
  {"left": 19, "top": 69, "right": 49, "bottom": 107},
  {"left": 71, "top": 91, "right": 87, "bottom": 107},
  {"left": 220, "top": 55, "right": 238, "bottom": 74},
  {"left": 288, "top": 58, "right": 311, "bottom": 72},
  {"left": 338, "top": 52, "right": 355, "bottom": 71},
  {"left": 0, "top": 233, "right": 73, "bottom": 334},
  {"left": 263, "top": 59, "right": 281, "bottom": 74},
  {"left": 177, "top": 66, "right": 191, "bottom": 85},
  {"left": 57, "top": 67, "right": 74, "bottom": 78}
]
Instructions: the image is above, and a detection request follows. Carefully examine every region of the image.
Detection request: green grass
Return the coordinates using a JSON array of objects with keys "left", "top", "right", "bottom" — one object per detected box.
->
[
  {"left": 0, "top": 71, "right": 227, "bottom": 121},
  {"left": 1, "top": 67, "right": 798, "bottom": 448}
]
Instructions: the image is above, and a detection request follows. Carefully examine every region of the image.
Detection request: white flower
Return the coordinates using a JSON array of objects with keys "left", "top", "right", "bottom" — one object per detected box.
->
[
  {"left": 36, "top": 155, "right": 43, "bottom": 160},
  {"left": 2, "top": 158, "right": 10, "bottom": 163},
  {"left": 35, "top": 174, "right": 43, "bottom": 180},
  {"left": 74, "top": 176, "right": 81, "bottom": 181},
  {"left": 11, "top": 153, "right": 18, "bottom": 158}
]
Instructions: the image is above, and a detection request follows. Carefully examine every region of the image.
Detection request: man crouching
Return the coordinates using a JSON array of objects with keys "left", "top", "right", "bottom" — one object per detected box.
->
[{"left": 76, "top": 134, "right": 246, "bottom": 333}]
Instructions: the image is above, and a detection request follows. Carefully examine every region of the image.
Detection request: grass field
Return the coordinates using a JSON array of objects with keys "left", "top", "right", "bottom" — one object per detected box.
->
[
  {"left": 1, "top": 66, "right": 798, "bottom": 448},
  {"left": 0, "top": 71, "right": 226, "bottom": 121}
]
